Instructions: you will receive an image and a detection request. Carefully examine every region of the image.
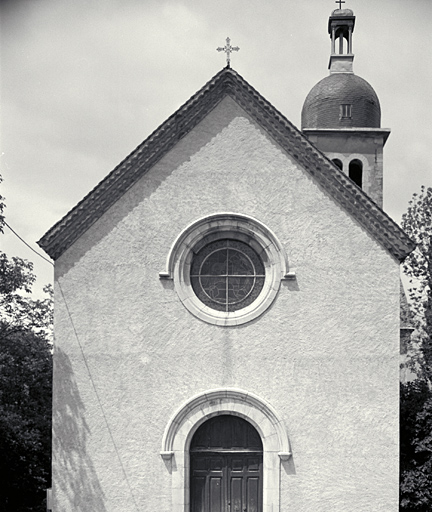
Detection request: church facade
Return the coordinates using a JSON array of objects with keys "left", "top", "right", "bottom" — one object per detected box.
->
[{"left": 39, "top": 8, "right": 413, "bottom": 512}]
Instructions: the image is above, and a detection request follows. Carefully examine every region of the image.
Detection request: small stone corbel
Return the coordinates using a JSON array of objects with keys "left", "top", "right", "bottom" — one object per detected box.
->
[
  {"left": 278, "top": 451, "right": 292, "bottom": 461},
  {"left": 282, "top": 270, "right": 296, "bottom": 280},
  {"left": 160, "top": 451, "right": 174, "bottom": 461}
]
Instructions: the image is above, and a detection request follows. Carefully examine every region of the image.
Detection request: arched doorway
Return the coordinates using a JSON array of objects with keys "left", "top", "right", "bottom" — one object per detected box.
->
[
  {"left": 190, "top": 415, "right": 263, "bottom": 512},
  {"left": 161, "top": 388, "right": 291, "bottom": 512}
]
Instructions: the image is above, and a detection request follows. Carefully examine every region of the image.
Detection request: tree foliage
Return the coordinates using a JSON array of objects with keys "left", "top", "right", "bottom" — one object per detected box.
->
[
  {"left": 0, "top": 254, "right": 53, "bottom": 338},
  {"left": 0, "top": 177, "right": 53, "bottom": 511},
  {"left": 400, "top": 380, "right": 432, "bottom": 510},
  {"left": 400, "top": 186, "right": 432, "bottom": 511},
  {"left": 0, "top": 326, "right": 52, "bottom": 512},
  {"left": 402, "top": 185, "right": 432, "bottom": 380}
]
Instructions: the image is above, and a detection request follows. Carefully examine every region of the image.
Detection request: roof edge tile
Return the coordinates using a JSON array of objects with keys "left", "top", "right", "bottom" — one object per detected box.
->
[{"left": 38, "top": 67, "right": 414, "bottom": 262}]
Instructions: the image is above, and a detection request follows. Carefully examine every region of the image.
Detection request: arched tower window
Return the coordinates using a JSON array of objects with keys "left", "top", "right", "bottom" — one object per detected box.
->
[
  {"left": 329, "top": 14, "right": 354, "bottom": 55},
  {"left": 349, "top": 159, "right": 363, "bottom": 188},
  {"left": 332, "top": 158, "right": 343, "bottom": 170},
  {"left": 190, "top": 415, "right": 263, "bottom": 511},
  {"left": 335, "top": 28, "right": 349, "bottom": 54}
]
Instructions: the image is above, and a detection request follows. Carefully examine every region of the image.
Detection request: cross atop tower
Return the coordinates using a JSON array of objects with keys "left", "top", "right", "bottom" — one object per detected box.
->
[
  {"left": 217, "top": 37, "right": 239, "bottom": 67},
  {"left": 335, "top": 0, "right": 345, "bottom": 8}
]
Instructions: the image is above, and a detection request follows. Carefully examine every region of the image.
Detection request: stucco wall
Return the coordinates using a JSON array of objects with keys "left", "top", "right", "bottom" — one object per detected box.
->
[{"left": 52, "top": 96, "right": 400, "bottom": 511}]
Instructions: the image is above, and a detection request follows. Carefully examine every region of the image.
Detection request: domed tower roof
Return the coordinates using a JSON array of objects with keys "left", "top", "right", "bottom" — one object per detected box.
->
[
  {"left": 301, "top": 6, "right": 381, "bottom": 130},
  {"left": 301, "top": 7, "right": 390, "bottom": 209},
  {"left": 302, "top": 73, "right": 381, "bottom": 129},
  {"left": 330, "top": 8, "right": 354, "bottom": 17}
]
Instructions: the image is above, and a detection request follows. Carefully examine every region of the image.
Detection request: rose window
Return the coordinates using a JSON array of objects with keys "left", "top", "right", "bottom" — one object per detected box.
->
[{"left": 190, "top": 239, "right": 265, "bottom": 312}]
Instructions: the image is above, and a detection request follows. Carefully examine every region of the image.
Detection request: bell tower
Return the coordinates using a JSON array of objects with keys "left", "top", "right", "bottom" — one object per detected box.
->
[
  {"left": 301, "top": 7, "right": 390, "bottom": 208},
  {"left": 328, "top": 6, "right": 355, "bottom": 73}
]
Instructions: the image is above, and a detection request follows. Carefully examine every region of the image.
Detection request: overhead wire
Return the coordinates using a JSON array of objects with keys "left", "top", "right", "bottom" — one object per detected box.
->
[
  {"left": 58, "top": 283, "right": 141, "bottom": 511},
  {"left": 3, "top": 221, "right": 54, "bottom": 266},
  {"left": 4, "top": 220, "right": 141, "bottom": 508}
]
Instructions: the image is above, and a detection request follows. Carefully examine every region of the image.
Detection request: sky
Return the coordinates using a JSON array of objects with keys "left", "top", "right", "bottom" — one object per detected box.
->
[{"left": 1, "top": 0, "right": 431, "bottom": 297}]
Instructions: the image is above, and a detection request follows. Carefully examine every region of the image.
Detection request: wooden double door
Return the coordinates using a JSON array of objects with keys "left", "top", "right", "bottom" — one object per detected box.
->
[
  {"left": 190, "top": 415, "right": 263, "bottom": 512},
  {"left": 191, "top": 452, "right": 262, "bottom": 512}
]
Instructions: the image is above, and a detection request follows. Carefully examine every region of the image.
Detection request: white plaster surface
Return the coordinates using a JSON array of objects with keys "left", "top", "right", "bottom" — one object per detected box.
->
[{"left": 52, "top": 96, "right": 401, "bottom": 511}]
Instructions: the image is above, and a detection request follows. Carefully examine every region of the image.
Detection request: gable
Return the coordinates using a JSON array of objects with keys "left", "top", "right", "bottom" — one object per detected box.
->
[{"left": 37, "top": 67, "right": 414, "bottom": 261}]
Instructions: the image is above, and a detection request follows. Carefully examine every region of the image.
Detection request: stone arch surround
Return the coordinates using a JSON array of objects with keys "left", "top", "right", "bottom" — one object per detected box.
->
[{"left": 161, "top": 388, "right": 291, "bottom": 512}]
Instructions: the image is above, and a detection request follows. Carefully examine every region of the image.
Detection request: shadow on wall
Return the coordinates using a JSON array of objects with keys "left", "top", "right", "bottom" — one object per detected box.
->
[
  {"left": 54, "top": 100, "right": 246, "bottom": 280},
  {"left": 53, "top": 348, "right": 107, "bottom": 511},
  {"left": 281, "top": 456, "right": 297, "bottom": 476}
]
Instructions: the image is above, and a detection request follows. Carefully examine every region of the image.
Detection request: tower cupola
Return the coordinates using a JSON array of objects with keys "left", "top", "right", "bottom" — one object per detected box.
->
[
  {"left": 302, "top": 7, "right": 380, "bottom": 130},
  {"left": 301, "top": 7, "right": 390, "bottom": 208},
  {"left": 328, "top": 8, "right": 355, "bottom": 73}
]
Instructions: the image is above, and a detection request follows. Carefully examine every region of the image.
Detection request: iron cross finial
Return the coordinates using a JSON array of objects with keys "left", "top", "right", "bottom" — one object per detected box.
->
[
  {"left": 217, "top": 37, "right": 239, "bottom": 67},
  {"left": 335, "top": 0, "right": 346, "bottom": 8}
]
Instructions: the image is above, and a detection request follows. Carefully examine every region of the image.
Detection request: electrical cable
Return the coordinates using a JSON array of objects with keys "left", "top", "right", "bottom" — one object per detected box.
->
[
  {"left": 3, "top": 221, "right": 54, "bottom": 266},
  {"left": 58, "top": 283, "right": 141, "bottom": 511}
]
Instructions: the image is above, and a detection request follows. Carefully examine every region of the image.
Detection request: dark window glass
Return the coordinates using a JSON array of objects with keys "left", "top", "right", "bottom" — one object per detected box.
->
[
  {"left": 191, "top": 239, "right": 265, "bottom": 312},
  {"left": 349, "top": 159, "right": 363, "bottom": 188},
  {"left": 332, "top": 158, "right": 343, "bottom": 170}
]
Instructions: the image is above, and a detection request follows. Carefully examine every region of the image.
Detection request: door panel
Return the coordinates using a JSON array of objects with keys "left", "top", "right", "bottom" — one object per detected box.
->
[
  {"left": 210, "top": 457, "right": 224, "bottom": 471},
  {"left": 191, "top": 476, "right": 206, "bottom": 512},
  {"left": 246, "top": 456, "right": 260, "bottom": 472},
  {"left": 192, "top": 455, "right": 224, "bottom": 512},
  {"left": 230, "top": 476, "right": 243, "bottom": 512},
  {"left": 191, "top": 453, "right": 262, "bottom": 512},
  {"left": 209, "top": 477, "right": 223, "bottom": 512},
  {"left": 246, "top": 477, "right": 260, "bottom": 512}
]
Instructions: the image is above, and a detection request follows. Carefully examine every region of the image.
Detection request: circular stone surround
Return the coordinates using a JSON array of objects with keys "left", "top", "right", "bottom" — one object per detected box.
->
[{"left": 161, "top": 213, "right": 289, "bottom": 326}]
